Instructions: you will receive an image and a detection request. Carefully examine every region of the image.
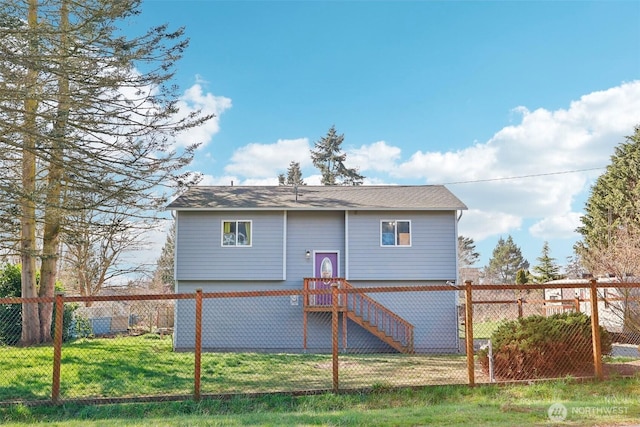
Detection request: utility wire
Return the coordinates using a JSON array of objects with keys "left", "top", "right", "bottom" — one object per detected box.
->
[{"left": 441, "top": 167, "right": 605, "bottom": 185}]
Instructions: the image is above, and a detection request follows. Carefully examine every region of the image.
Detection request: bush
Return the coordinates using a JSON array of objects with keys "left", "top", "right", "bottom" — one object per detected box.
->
[
  {"left": 477, "top": 311, "right": 612, "bottom": 380},
  {"left": 0, "top": 264, "right": 80, "bottom": 345},
  {"left": 0, "top": 264, "right": 22, "bottom": 345},
  {"left": 51, "top": 301, "right": 82, "bottom": 342}
]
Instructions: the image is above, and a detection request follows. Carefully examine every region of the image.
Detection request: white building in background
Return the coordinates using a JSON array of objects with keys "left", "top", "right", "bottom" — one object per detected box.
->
[{"left": 544, "top": 277, "right": 640, "bottom": 337}]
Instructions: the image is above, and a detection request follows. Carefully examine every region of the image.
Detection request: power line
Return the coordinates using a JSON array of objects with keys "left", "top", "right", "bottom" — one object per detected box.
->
[{"left": 441, "top": 167, "right": 605, "bottom": 185}]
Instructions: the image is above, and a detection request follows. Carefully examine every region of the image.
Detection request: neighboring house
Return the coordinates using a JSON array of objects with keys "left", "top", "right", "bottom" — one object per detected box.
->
[
  {"left": 167, "top": 185, "right": 467, "bottom": 353},
  {"left": 544, "top": 277, "right": 640, "bottom": 335}
]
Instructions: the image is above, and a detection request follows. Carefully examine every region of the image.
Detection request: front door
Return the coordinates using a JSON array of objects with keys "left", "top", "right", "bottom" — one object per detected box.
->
[{"left": 314, "top": 251, "right": 339, "bottom": 305}]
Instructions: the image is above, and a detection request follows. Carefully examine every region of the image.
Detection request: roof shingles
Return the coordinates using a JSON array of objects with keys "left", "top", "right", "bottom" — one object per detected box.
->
[{"left": 167, "top": 185, "right": 467, "bottom": 211}]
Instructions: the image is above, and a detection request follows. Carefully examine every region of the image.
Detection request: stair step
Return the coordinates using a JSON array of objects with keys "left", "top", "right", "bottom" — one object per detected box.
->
[{"left": 344, "top": 293, "right": 414, "bottom": 354}]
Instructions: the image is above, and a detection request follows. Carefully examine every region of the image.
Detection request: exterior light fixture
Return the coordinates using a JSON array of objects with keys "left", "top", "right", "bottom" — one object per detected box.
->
[{"left": 305, "top": 250, "right": 311, "bottom": 259}]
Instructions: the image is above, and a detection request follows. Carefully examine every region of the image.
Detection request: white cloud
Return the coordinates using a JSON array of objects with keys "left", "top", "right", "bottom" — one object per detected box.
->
[
  {"left": 529, "top": 212, "right": 583, "bottom": 239},
  {"left": 199, "top": 174, "right": 238, "bottom": 186},
  {"left": 173, "top": 83, "right": 232, "bottom": 149},
  {"left": 224, "top": 138, "right": 311, "bottom": 178},
  {"left": 197, "top": 81, "right": 640, "bottom": 260},
  {"left": 342, "top": 81, "right": 639, "bottom": 248},
  {"left": 349, "top": 141, "right": 402, "bottom": 173},
  {"left": 391, "top": 143, "right": 498, "bottom": 182},
  {"left": 451, "top": 81, "right": 640, "bottom": 234},
  {"left": 458, "top": 209, "right": 522, "bottom": 241}
]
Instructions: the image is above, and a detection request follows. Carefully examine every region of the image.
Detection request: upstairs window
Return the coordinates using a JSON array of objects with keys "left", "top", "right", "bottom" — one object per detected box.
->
[
  {"left": 381, "top": 220, "right": 411, "bottom": 246},
  {"left": 222, "top": 220, "right": 252, "bottom": 246}
]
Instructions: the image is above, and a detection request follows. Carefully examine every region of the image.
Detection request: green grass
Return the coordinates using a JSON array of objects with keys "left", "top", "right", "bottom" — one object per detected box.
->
[
  {"left": 2, "top": 334, "right": 640, "bottom": 425},
  {"left": 0, "top": 335, "right": 473, "bottom": 401},
  {"left": 460, "top": 320, "right": 506, "bottom": 340},
  {"left": 1, "top": 378, "right": 639, "bottom": 426}
]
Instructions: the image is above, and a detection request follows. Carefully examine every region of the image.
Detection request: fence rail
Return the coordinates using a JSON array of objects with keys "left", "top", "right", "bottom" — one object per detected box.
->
[{"left": 1, "top": 279, "right": 639, "bottom": 405}]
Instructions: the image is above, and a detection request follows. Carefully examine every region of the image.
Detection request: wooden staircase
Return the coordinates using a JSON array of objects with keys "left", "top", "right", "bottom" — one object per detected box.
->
[{"left": 304, "top": 279, "right": 414, "bottom": 354}]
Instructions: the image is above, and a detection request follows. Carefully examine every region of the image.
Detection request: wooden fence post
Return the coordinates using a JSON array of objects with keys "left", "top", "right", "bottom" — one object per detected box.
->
[
  {"left": 517, "top": 298, "right": 523, "bottom": 318},
  {"left": 331, "top": 282, "right": 339, "bottom": 392},
  {"left": 464, "top": 280, "right": 474, "bottom": 386},
  {"left": 52, "top": 293, "right": 64, "bottom": 404},
  {"left": 589, "top": 279, "right": 603, "bottom": 380},
  {"left": 194, "top": 289, "right": 203, "bottom": 401},
  {"left": 574, "top": 297, "right": 581, "bottom": 313}
]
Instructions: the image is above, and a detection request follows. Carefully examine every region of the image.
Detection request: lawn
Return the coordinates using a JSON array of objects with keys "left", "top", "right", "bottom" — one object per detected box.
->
[
  {"left": 460, "top": 320, "right": 506, "bottom": 340},
  {"left": 1, "top": 378, "right": 640, "bottom": 426},
  {"left": 2, "top": 333, "right": 639, "bottom": 426},
  {"left": 0, "top": 334, "right": 470, "bottom": 402}
]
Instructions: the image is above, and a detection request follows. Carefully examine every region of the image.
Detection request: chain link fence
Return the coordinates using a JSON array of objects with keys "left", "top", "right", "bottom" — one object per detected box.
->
[{"left": 1, "top": 280, "right": 639, "bottom": 404}]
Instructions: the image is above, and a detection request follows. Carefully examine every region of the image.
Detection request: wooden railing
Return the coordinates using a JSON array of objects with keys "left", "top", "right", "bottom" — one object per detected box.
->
[
  {"left": 303, "top": 278, "right": 414, "bottom": 353},
  {"left": 342, "top": 281, "right": 414, "bottom": 353}
]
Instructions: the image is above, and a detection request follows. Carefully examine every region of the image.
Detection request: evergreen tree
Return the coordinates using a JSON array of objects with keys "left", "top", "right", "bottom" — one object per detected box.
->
[
  {"left": 310, "top": 126, "right": 364, "bottom": 185},
  {"left": 484, "top": 235, "right": 529, "bottom": 284},
  {"left": 531, "top": 241, "right": 562, "bottom": 283},
  {"left": 279, "top": 161, "right": 305, "bottom": 186},
  {"left": 458, "top": 236, "right": 480, "bottom": 268},
  {"left": 0, "top": 0, "right": 211, "bottom": 344},
  {"left": 153, "top": 220, "right": 175, "bottom": 292},
  {"left": 577, "top": 126, "right": 640, "bottom": 250},
  {"left": 515, "top": 268, "right": 530, "bottom": 284}
]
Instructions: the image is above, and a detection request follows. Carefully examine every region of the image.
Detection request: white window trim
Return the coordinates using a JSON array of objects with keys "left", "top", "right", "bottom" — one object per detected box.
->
[
  {"left": 221, "top": 220, "right": 253, "bottom": 247},
  {"left": 380, "top": 219, "right": 412, "bottom": 247}
]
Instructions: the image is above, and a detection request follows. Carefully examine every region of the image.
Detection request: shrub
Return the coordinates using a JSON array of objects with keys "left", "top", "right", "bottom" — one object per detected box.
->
[
  {"left": 477, "top": 311, "right": 612, "bottom": 380},
  {"left": 51, "top": 301, "right": 82, "bottom": 342},
  {"left": 0, "top": 264, "right": 22, "bottom": 345},
  {"left": 0, "top": 264, "right": 80, "bottom": 345}
]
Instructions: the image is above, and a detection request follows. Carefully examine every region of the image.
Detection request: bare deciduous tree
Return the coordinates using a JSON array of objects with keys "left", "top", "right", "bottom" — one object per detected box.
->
[{"left": 581, "top": 227, "right": 640, "bottom": 336}]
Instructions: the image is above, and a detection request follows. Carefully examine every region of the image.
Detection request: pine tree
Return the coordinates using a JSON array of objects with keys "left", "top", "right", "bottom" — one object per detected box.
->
[
  {"left": 0, "top": 0, "right": 211, "bottom": 344},
  {"left": 458, "top": 236, "right": 480, "bottom": 268},
  {"left": 310, "top": 126, "right": 364, "bottom": 185},
  {"left": 153, "top": 220, "right": 175, "bottom": 292},
  {"left": 531, "top": 241, "right": 562, "bottom": 283},
  {"left": 279, "top": 161, "right": 305, "bottom": 186},
  {"left": 484, "top": 235, "right": 530, "bottom": 284},
  {"left": 577, "top": 126, "right": 640, "bottom": 249},
  {"left": 515, "top": 268, "right": 530, "bottom": 284}
]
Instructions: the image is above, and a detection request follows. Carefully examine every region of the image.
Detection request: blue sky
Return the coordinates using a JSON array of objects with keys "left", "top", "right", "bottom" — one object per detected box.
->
[{"left": 137, "top": 0, "right": 640, "bottom": 271}]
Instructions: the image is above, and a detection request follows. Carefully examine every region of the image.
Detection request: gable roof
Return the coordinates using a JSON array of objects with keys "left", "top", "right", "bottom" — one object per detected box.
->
[{"left": 167, "top": 185, "right": 467, "bottom": 211}]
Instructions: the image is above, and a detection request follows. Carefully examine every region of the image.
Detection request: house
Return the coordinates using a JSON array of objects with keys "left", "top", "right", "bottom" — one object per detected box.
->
[
  {"left": 167, "top": 185, "right": 467, "bottom": 353},
  {"left": 545, "top": 277, "right": 640, "bottom": 338}
]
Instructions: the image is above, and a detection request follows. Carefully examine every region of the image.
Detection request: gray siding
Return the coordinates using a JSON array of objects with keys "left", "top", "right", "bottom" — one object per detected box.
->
[
  {"left": 347, "top": 211, "right": 457, "bottom": 280},
  {"left": 174, "top": 282, "right": 308, "bottom": 352},
  {"left": 347, "top": 280, "right": 460, "bottom": 352},
  {"left": 173, "top": 280, "right": 460, "bottom": 353},
  {"left": 175, "top": 211, "right": 284, "bottom": 280},
  {"left": 286, "top": 211, "right": 345, "bottom": 282},
  {"left": 173, "top": 209, "right": 460, "bottom": 353}
]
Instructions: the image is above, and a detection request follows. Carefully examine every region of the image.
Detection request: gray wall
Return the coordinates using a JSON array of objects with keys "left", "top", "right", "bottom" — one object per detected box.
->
[
  {"left": 347, "top": 280, "right": 460, "bottom": 352},
  {"left": 347, "top": 211, "right": 457, "bottom": 280},
  {"left": 286, "top": 211, "right": 345, "bottom": 281},
  {"left": 173, "top": 209, "right": 460, "bottom": 353},
  {"left": 173, "top": 280, "right": 459, "bottom": 353},
  {"left": 175, "top": 211, "right": 285, "bottom": 280}
]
